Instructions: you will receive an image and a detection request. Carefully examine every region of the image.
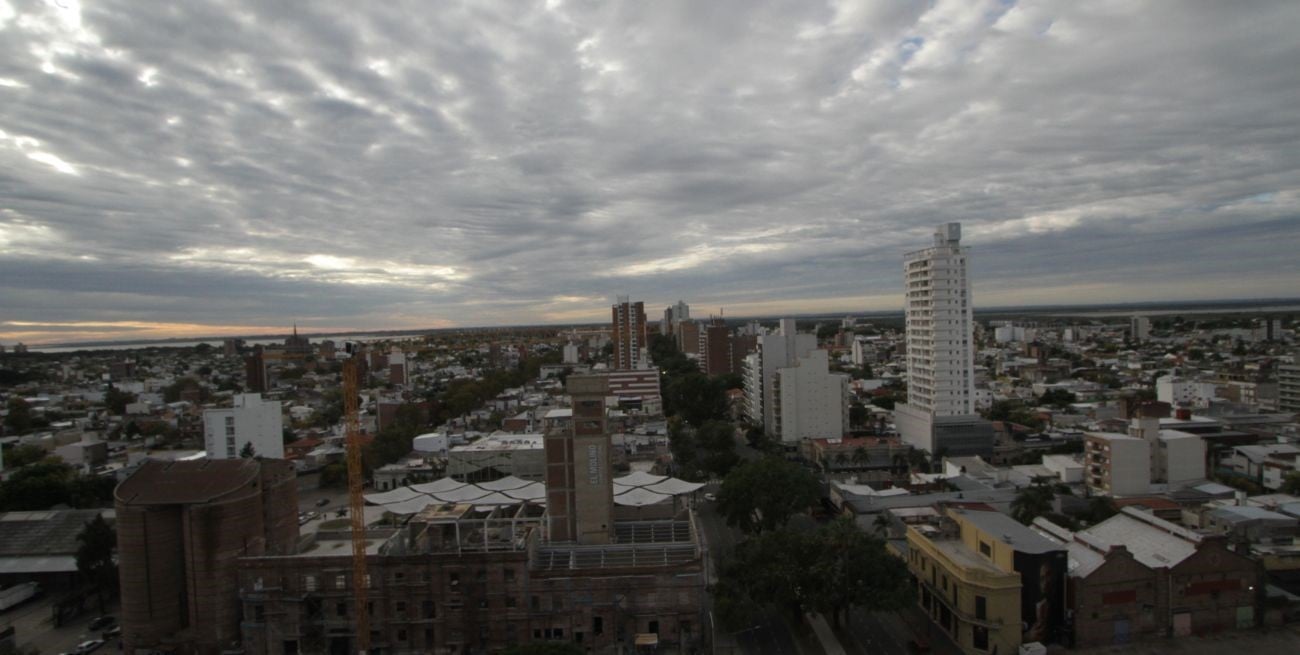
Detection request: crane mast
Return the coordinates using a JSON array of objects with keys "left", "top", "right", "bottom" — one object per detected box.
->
[{"left": 343, "top": 357, "right": 371, "bottom": 654}]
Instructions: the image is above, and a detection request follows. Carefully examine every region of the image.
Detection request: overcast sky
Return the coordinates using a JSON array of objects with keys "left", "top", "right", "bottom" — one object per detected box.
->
[{"left": 2, "top": 0, "right": 1299, "bottom": 345}]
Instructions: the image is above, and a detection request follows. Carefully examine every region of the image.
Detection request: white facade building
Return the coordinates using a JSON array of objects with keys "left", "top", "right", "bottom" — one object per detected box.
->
[
  {"left": 773, "top": 350, "right": 849, "bottom": 444},
  {"left": 203, "top": 393, "right": 284, "bottom": 460},
  {"left": 1131, "top": 315, "right": 1151, "bottom": 342},
  {"left": 562, "top": 343, "right": 580, "bottom": 364},
  {"left": 1156, "top": 376, "right": 1218, "bottom": 408},
  {"left": 895, "top": 223, "right": 992, "bottom": 456},
  {"left": 742, "top": 318, "right": 816, "bottom": 434}
]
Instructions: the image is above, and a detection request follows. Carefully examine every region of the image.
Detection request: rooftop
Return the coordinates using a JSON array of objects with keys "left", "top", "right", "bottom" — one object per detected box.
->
[
  {"left": 115, "top": 459, "right": 261, "bottom": 505},
  {"left": 950, "top": 507, "right": 1064, "bottom": 554},
  {"left": 0, "top": 509, "right": 108, "bottom": 557}
]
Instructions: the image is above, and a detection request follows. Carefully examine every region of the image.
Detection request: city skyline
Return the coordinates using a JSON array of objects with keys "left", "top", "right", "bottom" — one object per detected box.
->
[{"left": 3, "top": 1, "right": 1300, "bottom": 345}]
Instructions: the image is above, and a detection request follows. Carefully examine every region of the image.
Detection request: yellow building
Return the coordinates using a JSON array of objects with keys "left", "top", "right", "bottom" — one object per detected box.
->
[{"left": 902, "top": 504, "right": 1068, "bottom": 654}]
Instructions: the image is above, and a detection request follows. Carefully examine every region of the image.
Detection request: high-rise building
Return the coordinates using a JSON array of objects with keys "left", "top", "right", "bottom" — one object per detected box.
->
[
  {"left": 675, "top": 319, "right": 701, "bottom": 356},
  {"left": 701, "top": 318, "right": 734, "bottom": 376},
  {"left": 203, "top": 393, "right": 285, "bottom": 460},
  {"left": 742, "top": 318, "right": 816, "bottom": 436},
  {"left": 243, "top": 348, "right": 267, "bottom": 393},
  {"left": 388, "top": 348, "right": 407, "bottom": 386},
  {"left": 660, "top": 300, "right": 690, "bottom": 337},
  {"left": 116, "top": 459, "right": 299, "bottom": 655},
  {"left": 1278, "top": 355, "right": 1300, "bottom": 414},
  {"left": 895, "top": 223, "right": 993, "bottom": 456},
  {"left": 1130, "top": 315, "right": 1151, "bottom": 342},
  {"left": 773, "top": 350, "right": 849, "bottom": 442},
  {"left": 611, "top": 296, "right": 647, "bottom": 370}
]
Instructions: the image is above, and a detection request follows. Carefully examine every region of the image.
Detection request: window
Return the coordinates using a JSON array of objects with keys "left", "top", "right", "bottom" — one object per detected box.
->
[
  {"left": 254, "top": 605, "right": 265, "bottom": 622},
  {"left": 304, "top": 575, "right": 317, "bottom": 592},
  {"left": 506, "top": 597, "right": 516, "bottom": 608},
  {"left": 423, "top": 600, "right": 435, "bottom": 618},
  {"left": 593, "top": 617, "right": 603, "bottom": 636},
  {"left": 476, "top": 569, "right": 487, "bottom": 582},
  {"left": 504, "top": 568, "right": 515, "bottom": 582},
  {"left": 396, "top": 601, "right": 407, "bottom": 613},
  {"left": 973, "top": 626, "right": 989, "bottom": 650},
  {"left": 979, "top": 541, "right": 991, "bottom": 558},
  {"left": 397, "top": 629, "right": 407, "bottom": 642},
  {"left": 975, "top": 596, "right": 987, "bottom": 620},
  {"left": 336, "top": 602, "right": 347, "bottom": 617},
  {"left": 336, "top": 575, "right": 346, "bottom": 589},
  {"left": 449, "top": 572, "right": 460, "bottom": 588}
]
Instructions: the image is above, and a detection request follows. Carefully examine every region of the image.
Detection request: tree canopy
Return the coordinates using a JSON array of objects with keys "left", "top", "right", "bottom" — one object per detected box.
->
[
  {"left": 663, "top": 372, "right": 729, "bottom": 426},
  {"left": 669, "top": 419, "right": 739, "bottom": 480},
  {"left": 4, "top": 397, "right": 34, "bottom": 434},
  {"left": 76, "top": 514, "right": 118, "bottom": 601},
  {"left": 716, "top": 456, "right": 820, "bottom": 534},
  {"left": 714, "top": 519, "right": 913, "bottom": 629},
  {"left": 1010, "top": 484, "right": 1055, "bottom": 525}
]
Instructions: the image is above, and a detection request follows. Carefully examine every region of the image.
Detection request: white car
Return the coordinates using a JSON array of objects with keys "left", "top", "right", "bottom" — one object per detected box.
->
[
  {"left": 75, "top": 640, "right": 105, "bottom": 654},
  {"left": 703, "top": 493, "right": 716, "bottom": 502}
]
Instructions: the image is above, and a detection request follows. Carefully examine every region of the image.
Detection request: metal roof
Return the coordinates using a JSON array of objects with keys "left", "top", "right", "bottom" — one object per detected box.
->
[{"left": 115, "top": 459, "right": 260, "bottom": 505}]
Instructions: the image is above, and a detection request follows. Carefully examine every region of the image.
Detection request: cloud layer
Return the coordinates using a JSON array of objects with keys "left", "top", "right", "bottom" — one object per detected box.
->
[{"left": 2, "top": 0, "right": 1299, "bottom": 344}]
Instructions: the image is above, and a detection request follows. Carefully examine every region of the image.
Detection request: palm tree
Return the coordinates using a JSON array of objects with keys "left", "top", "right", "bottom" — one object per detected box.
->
[
  {"left": 872, "top": 513, "right": 891, "bottom": 537},
  {"left": 852, "top": 446, "right": 871, "bottom": 470},
  {"left": 833, "top": 452, "right": 849, "bottom": 470},
  {"left": 1011, "top": 485, "right": 1055, "bottom": 525}
]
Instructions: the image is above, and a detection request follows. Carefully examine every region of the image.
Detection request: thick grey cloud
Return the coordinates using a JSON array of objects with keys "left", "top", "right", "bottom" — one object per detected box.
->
[{"left": 1, "top": 0, "right": 1299, "bottom": 343}]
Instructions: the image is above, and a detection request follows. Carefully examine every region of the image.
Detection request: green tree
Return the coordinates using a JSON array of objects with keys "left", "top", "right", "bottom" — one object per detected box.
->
[
  {"left": 3, "top": 443, "right": 48, "bottom": 469},
  {"left": 714, "top": 520, "right": 913, "bottom": 629},
  {"left": 4, "top": 397, "right": 34, "bottom": 434},
  {"left": 103, "top": 385, "right": 137, "bottom": 415},
  {"left": 664, "top": 372, "right": 728, "bottom": 426},
  {"left": 1011, "top": 484, "right": 1055, "bottom": 525},
  {"left": 1281, "top": 472, "right": 1300, "bottom": 496},
  {"left": 1037, "top": 388, "right": 1077, "bottom": 410},
  {"left": 239, "top": 441, "right": 257, "bottom": 458},
  {"left": 806, "top": 519, "right": 914, "bottom": 626},
  {"left": 319, "top": 462, "right": 349, "bottom": 488},
  {"left": 716, "top": 456, "right": 820, "bottom": 534},
  {"left": 367, "top": 404, "right": 426, "bottom": 468},
  {"left": 76, "top": 514, "right": 117, "bottom": 608},
  {"left": 848, "top": 402, "right": 868, "bottom": 428},
  {"left": 868, "top": 395, "right": 895, "bottom": 410},
  {"left": 695, "top": 420, "right": 740, "bottom": 478}
]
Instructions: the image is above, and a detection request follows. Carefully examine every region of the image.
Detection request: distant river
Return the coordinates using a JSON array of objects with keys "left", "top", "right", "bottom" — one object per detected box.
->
[{"left": 30, "top": 333, "right": 427, "bottom": 354}]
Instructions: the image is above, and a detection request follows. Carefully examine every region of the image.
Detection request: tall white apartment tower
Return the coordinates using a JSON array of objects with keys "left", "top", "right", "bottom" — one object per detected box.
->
[
  {"left": 905, "top": 223, "right": 975, "bottom": 414},
  {"left": 895, "top": 223, "right": 992, "bottom": 456}
]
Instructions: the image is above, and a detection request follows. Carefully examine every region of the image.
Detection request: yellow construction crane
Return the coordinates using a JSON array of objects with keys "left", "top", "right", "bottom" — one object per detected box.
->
[{"left": 343, "top": 356, "right": 371, "bottom": 654}]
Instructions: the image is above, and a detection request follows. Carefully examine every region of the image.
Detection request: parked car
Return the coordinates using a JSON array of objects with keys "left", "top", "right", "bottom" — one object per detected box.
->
[
  {"left": 88, "top": 615, "right": 115, "bottom": 630},
  {"left": 703, "top": 493, "right": 716, "bottom": 502},
  {"left": 75, "top": 639, "right": 105, "bottom": 654},
  {"left": 315, "top": 498, "right": 330, "bottom": 507},
  {"left": 102, "top": 625, "right": 122, "bottom": 639}
]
